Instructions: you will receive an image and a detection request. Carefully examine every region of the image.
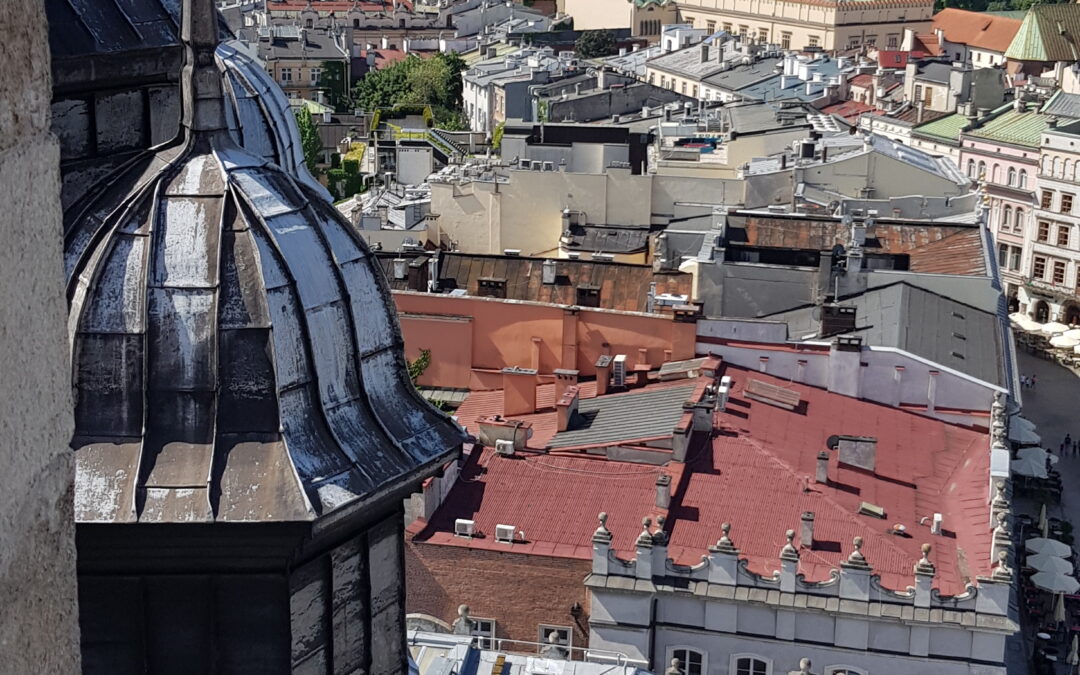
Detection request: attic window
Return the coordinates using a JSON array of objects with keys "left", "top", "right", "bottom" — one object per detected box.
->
[
  {"left": 859, "top": 502, "right": 885, "bottom": 519},
  {"left": 477, "top": 278, "right": 507, "bottom": 298},
  {"left": 576, "top": 286, "right": 600, "bottom": 308},
  {"left": 952, "top": 332, "right": 966, "bottom": 340},
  {"left": 950, "top": 351, "right": 965, "bottom": 360},
  {"left": 951, "top": 311, "right": 965, "bottom": 320}
]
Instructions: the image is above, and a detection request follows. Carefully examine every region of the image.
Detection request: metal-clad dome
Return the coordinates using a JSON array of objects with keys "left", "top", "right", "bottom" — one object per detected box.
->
[{"left": 66, "top": 0, "right": 462, "bottom": 525}]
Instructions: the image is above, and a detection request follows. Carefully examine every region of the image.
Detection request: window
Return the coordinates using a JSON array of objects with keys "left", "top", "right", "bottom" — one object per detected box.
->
[
  {"left": 668, "top": 647, "right": 706, "bottom": 675},
  {"left": 1011, "top": 246, "right": 1022, "bottom": 270},
  {"left": 538, "top": 625, "right": 572, "bottom": 649},
  {"left": 967, "top": 159, "right": 976, "bottom": 178},
  {"left": 723, "top": 22, "right": 733, "bottom": 33},
  {"left": 1008, "top": 167, "right": 1017, "bottom": 186},
  {"left": 1062, "top": 193, "right": 1073, "bottom": 214},
  {"left": 738, "top": 25, "right": 749, "bottom": 37},
  {"left": 280, "top": 68, "right": 293, "bottom": 82},
  {"left": 865, "top": 34, "right": 877, "bottom": 46},
  {"left": 759, "top": 28, "right": 769, "bottom": 42},
  {"left": 681, "top": 81, "right": 687, "bottom": 94},
  {"left": 577, "top": 286, "right": 600, "bottom": 307},
  {"left": 660, "top": 76, "right": 667, "bottom": 88},
  {"left": 1038, "top": 221, "right": 1051, "bottom": 242},
  {"left": 1034, "top": 255, "right": 1047, "bottom": 279},
  {"left": 1020, "top": 169, "right": 1029, "bottom": 188},
  {"left": 1059, "top": 225, "right": 1071, "bottom": 248},
  {"left": 978, "top": 160, "right": 986, "bottom": 179},
  {"left": 649, "top": 73, "right": 655, "bottom": 84},
  {"left": 692, "top": 85, "right": 698, "bottom": 98},
  {"left": 733, "top": 655, "right": 770, "bottom": 675},
  {"left": 310, "top": 67, "right": 322, "bottom": 85},
  {"left": 472, "top": 617, "right": 496, "bottom": 649},
  {"left": 781, "top": 31, "right": 791, "bottom": 49},
  {"left": 1002, "top": 205, "right": 1012, "bottom": 230},
  {"left": 998, "top": 243, "right": 1009, "bottom": 268},
  {"left": 992, "top": 164, "right": 1001, "bottom": 184},
  {"left": 808, "top": 35, "right": 820, "bottom": 47},
  {"left": 1043, "top": 190, "right": 1054, "bottom": 209},
  {"left": 887, "top": 34, "right": 899, "bottom": 49},
  {"left": 1054, "top": 260, "right": 1067, "bottom": 285},
  {"left": 1015, "top": 208, "right": 1024, "bottom": 232},
  {"left": 706, "top": 20, "right": 716, "bottom": 33},
  {"left": 826, "top": 668, "right": 868, "bottom": 675}
]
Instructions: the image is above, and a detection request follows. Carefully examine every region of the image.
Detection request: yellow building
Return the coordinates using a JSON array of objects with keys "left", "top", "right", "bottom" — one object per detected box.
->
[{"left": 562, "top": 0, "right": 679, "bottom": 39}]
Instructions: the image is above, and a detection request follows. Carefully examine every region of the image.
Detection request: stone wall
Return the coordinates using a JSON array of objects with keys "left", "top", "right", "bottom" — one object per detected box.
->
[{"left": 0, "top": 1, "right": 81, "bottom": 671}]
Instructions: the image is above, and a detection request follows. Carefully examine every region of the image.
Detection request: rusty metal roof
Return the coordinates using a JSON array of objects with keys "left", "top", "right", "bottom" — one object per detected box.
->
[
  {"left": 65, "top": 0, "right": 463, "bottom": 525},
  {"left": 377, "top": 252, "right": 693, "bottom": 313}
]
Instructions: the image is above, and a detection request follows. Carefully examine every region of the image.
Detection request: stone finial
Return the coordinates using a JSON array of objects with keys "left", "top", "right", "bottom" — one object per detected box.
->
[
  {"left": 991, "top": 481, "right": 1009, "bottom": 510},
  {"left": 451, "top": 604, "right": 474, "bottom": 635},
  {"left": 653, "top": 514, "right": 669, "bottom": 545},
  {"left": 992, "top": 549, "right": 1012, "bottom": 581},
  {"left": 993, "top": 511, "right": 1010, "bottom": 539},
  {"left": 845, "top": 536, "right": 870, "bottom": 568},
  {"left": 593, "top": 512, "right": 612, "bottom": 543},
  {"left": 712, "top": 522, "right": 738, "bottom": 554},
  {"left": 665, "top": 657, "right": 684, "bottom": 675},
  {"left": 636, "top": 517, "right": 654, "bottom": 547},
  {"left": 780, "top": 528, "right": 799, "bottom": 560},
  {"left": 798, "top": 657, "right": 812, "bottom": 674},
  {"left": 915, "top": 543, "right": 936, "bottom": 576}
]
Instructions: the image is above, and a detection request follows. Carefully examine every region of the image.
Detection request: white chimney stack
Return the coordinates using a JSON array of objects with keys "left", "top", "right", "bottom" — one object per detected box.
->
[
  {"left": 801, "top": 511, "right": 815, "bottom": 549},
  {"left": 931, "top": 513, "right": 943, "bottom": 535}
]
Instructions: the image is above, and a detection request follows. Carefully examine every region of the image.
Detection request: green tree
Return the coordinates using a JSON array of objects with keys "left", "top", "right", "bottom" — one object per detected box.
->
[
  {"left": 352, "top": 53, "right": 469, "bottom": 129},
  {"left": 575, "top": 30, "right": 617, "bottom": 59},
  {"left": 294, "top": 107, "right": 323, "bottom": 175},
  {"left": 318, "top": 60, "right": 350, "bottom": 112},
  {"left": 492, "top": 122, "right": 505, "bottom": 151}
]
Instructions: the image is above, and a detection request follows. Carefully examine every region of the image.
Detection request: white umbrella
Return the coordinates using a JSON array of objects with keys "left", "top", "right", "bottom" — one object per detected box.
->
[
  {"left": 1043, "top": 321, "right": 1070, "bottom": 335},
  {"left": 1010, "top": 425, "right": 1042, "bottom": 445},
  {"left": 1028, "top": 537, "right": 1073, "bottom": 556},
  {"left": 1018, "top": 447, "right": 1060, "bottom": 466},
  {"left": 1052, "top": 335, "right": 1080, "bottom": 349},
  {"left": 1032, "top": 571, "right": 1080, "bottom": 594},
  {"left": 1013, "top": 456, "right": 1049, "bottom": 479},
  {"left": 1029, "top": 553, "right": 1075, "bottom": 574},
  {"left": 1068, "top": 634, "right": 1078, "bottom": 666},
  {"left": 1065, "top": 329, "right": 1080, "bottom": 340},
  {"left": 1041, "top": 503, "right": 1050, "bottom": 538},
  {"left": 1014, "top": 416, "right": 1037, "bottom": 431},
  {"left": 1011, "top": 313, "right": 1043, "bottom": 332}
]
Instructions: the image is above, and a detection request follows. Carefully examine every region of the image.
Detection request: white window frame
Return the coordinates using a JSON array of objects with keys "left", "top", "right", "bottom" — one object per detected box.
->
[
  {"left": 730, "top": 653, "right": 772, "bottom": 675},
  {"left": 472, "top": 617, "right": 496, "bottom": 649},
  {"left": 666, "top": 646, "right": 707, "bottom": 675},
  {"left": 825, "top": 668, "right": 868, "bottom": 675},
  {"left": 538, "top": 624, "right": 573, "bottom": 649}
]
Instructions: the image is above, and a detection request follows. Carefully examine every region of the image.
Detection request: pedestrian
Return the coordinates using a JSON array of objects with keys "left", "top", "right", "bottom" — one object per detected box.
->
[{"left": 1032, "top": 374, "right": 1038, "bottom": 390}]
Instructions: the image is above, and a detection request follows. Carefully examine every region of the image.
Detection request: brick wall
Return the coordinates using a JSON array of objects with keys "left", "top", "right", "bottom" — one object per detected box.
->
[{"left": 405, "top": 540, "right": 592, "bottom": 652}]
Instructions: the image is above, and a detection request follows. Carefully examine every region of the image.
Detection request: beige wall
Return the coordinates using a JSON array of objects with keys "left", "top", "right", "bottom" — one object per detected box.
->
[
  {"left": 0, "top": 1, "right": 81, "bottom": 672},
  {"left": 562, "top": 0, "right": 676, "bottom": 34}
]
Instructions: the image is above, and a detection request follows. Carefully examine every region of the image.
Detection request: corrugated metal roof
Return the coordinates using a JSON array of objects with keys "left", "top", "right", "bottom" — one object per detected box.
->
[
  {"left": 548, "top": 384, "right": 697, "bottom": 449},
  {"left": 912, "top": 111, "right": 969, "bottom": 141},
  {"left": 1005, "top": 3, "right": 1080, "bottom": 62},
  {"left": 1041, "top": 90, "right": 1080, "bottom": 120},
  {"left": 966, "top": 103, "right": 1049, "bottom": 147}
]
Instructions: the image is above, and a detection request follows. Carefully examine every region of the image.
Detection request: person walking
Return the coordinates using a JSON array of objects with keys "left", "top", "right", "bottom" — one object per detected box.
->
[{"left": 1032, "top": 373, "right": 1038, "bottom": 390}]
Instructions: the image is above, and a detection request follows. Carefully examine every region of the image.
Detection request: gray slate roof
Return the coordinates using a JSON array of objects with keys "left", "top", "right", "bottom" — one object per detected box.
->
[
  {"left": 549, "top": 384, "right": 698, "bottom": 449},
  {"left": 702, "top": 58, "right": 782, "bottom": 92},
  {"left": 765, "top": 283, "right": 1003, "bottom": 385},
  {"left": 1041, "top": 91, "right": 1080, "bottom": 120}
]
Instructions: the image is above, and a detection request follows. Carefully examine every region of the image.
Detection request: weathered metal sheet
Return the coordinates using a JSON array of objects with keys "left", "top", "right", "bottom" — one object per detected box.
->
[
  {"left": 73, "top": 440, "right": 141, "bottom": 523},
  {"left": 218, "top": 228, "right": 272, "bottom": 330},
  {"left": 217, "top": 329, "right": 278, "bottom": 433},
  {"left": 73, "top": 333, "right": 144, "bottom": 437},
  {"left": 278, "top": 386, "right": 360, "bottom": 489},
  {"left": 261, "top": 211, "right": 342, "bottom": 310},
  {"left": 290, "top": 559, "right": 331, "bottom": 672},
  {"left": 304, "top": 301, "right": 361, "bottom": 408},
  {"left": 152, "top": 196, "right": 222, "bottom": 288},
  {"left": 139, "top": 486, "right": 213, "bottom": 522},
  {"left": 232, "top": 168, "right": 302, "bottom": 218},
  {"left": 340, "top": 260, "right": 395, "bottom": 354},
  {"left": 147, "top": 287, "right": 217, "bottom": 391},
  {"left": 331, "top": 538, "right": 369, "bottom": 673},
  {"left": 214, "top": 438, "right": 311, "bottom": 522},
  {"left": 265, "top": 286, "right": 311, "bottom": 391},
  {"left": 81, "top": 234, "right": 148, "bottom": 334}
]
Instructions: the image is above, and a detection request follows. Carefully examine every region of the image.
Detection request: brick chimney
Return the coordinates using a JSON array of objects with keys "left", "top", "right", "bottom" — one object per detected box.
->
[
  {"left": 502, "top": 366, "right": 538, "bottom": 416},
  {"left": 556, "top": 385, "right": 580, "bottom": 432},
  {"left": 554, "top": 368, "right": 579, "bottom": 403},
  {"left": 815, "top": 451, "right": 829, "bottom": 484},
  {"left": 595, "top": 355, "right": 613, "bottom": 396},
  {"left": 655, "top": 474, "right": 672, "bottom": 509},
  {"left": 801, "top": 511, "right": 815, "bottom": 549}
]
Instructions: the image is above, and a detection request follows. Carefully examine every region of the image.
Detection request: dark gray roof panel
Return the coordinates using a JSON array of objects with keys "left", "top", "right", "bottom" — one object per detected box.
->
[{"left": 549, "top": 384, "right": 698, "bottom": 449}]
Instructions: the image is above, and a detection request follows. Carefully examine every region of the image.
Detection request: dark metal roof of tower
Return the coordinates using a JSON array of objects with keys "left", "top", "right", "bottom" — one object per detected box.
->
[{"left": 65, "top": 0, "right": 464, "bottom": 524}]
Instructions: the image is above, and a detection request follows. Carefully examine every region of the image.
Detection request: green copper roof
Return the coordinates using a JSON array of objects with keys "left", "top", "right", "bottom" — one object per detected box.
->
[
  {"left": 966, "top": 103, "right": 1050, "bottom": 147},
  {"left": 1005, "top": 4, "right": 1080, "bottom": 62},
  {"left": 913, "top": 112, "right": 969, "bottom": 142}
]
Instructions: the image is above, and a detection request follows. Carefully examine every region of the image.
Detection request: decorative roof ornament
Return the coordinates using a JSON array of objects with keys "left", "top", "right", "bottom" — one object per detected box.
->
[
  {"left": 914, "top": 543, "right": 936, "bottom": 576},
  {"left": 992, "top": 480, "right": 1009, "bottom": 511},
  {"left": 780, "top": 528, "right": 799, "bottom": 561},
  {"left": 593, "top": 512, "right": 612, "bottom": 543},
  {"left": 844, "top": 536, "right": 870, "bottom": 569},
  {"left": 712, "top": 522, "right": 738, "bottom": 554},
  {"left": 637, "top": 517, "right": 655, "bottom": 547},
  {"left": 992, "top": 549, "right": 1012, "bottom": 581},
  {"left": 652, "top": 514, "right": 669, "bottom": 545},
  {"left": 993, "top": 511, "right": 1011, "bottom": 540}
]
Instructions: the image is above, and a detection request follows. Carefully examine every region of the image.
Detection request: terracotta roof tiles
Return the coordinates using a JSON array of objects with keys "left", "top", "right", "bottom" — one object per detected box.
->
[{"left": 933, "top": 9, "right": 1022, "bottom": 53}]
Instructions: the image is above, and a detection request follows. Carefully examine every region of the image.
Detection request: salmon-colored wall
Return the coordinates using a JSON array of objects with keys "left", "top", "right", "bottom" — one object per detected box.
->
[{"left": 393, "top": 291, "right": 697, "bottom": 390}]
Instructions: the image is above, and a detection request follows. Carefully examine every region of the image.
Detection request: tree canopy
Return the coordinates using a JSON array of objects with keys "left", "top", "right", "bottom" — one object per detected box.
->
[
  {"left": 575, "top": 30, "right": 617, "bottom": 59},
  {"left": 318, "top": 60, "right": 350, "bottom": 112},
  {"left": 353, "top": 53, "right": 467, "bottom": 129},
  {"left": 294, "top": 107, "right": 323, "bottom": 174}
]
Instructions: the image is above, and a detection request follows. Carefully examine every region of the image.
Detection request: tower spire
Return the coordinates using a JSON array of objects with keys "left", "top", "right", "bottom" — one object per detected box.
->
[{"left": 181, "top": 0, "right": 226, "bottom": 134}]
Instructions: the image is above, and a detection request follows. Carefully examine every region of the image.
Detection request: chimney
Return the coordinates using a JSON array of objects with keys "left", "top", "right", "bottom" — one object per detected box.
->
[
  {"left": 542, "top": 258, "right": 557, "bottom": 284},
  {"left": 556, "top": 385, "right": 580, "bottom": 432},
  {"left": 595, "top": 354, "right": 613, "bottom": 396},
  {"left": 655, "top": 474, "right": 672, "bottom": 509},
  {"left": 800, "top": 511, "right": 815, "bottom": 549},
  {"left": 701, "top": 44, "right": 710, "bottom": 63},
  {"left": 820, "top": 304, "right": 856, "bottom": 336},
  {"left": 837, "top": 435, "right": 877, "bottom": 473},
  {"left": 816, "top": 451, "right": 829, "bottom": 483},
  {"left": 637, "top": 348, "right": 649, "bottom": 370},
  {"left": 554, "top": 368, "right": 579, "bottom": 402},
  {"left": 381, "top": 35, "right": 390, "bottom": 49},
  {"left": 502, "top": 366, "right": 538, "bottom": 416},
  {"left": 931, "top": 513, "right": 943, "bottom": 535},
  {"left": 916, "top": 99, "right": 924, "bottom": 124},
  {"left": 322, "top": 110, "right": 332, "bottom": 124},
  {"left": 827, "top": 336, "right": 862, "bottom": 398}
]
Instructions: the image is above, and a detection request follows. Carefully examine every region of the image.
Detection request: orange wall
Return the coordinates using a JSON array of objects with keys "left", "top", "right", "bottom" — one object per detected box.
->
[{"left": 393, "top": 291, "right": 697, "bottom": 390}]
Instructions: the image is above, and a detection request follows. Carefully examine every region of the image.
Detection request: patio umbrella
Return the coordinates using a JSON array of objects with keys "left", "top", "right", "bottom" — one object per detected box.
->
[
  {"left": 1018, "top": 447, "right": 1059, "bottom": 466},
  {"left": 1065, "top": 328, "right": 1080, "bottom": 340},
  {"left": 1029, "top": 553, "right": 1075, "bottom": 574},
  {"left": 1041, "top": 503, "right": 1050, "bottom": 538},
  {"left": 1043, "top": 322, "right": 1071, "bottom": 335},
  {"left": 1052, "top": 335, "right": 1080, "bottom": 349},
  {"left": 1013, "top": 456, "right": 1049, "bottom": 479},
  {"left": 1068, "top": 634, "right": 1078, "bottom": 666},
  {"left": 1032, "top": 571, "right": 1080, "bottom": 594},
  {"left": 1028, "top": 538, "right": 1073, "bottom": 556},
  {"left": 1010, "top": 424, "right": 1042, "bottom": 445},
  {"left": 1058, "top": 592, "right": 1069, "bottom": 625}
]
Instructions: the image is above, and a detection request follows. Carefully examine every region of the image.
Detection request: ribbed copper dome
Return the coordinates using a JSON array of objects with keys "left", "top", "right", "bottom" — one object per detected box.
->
[{"left": 65, "top": 0, "right": 462, "bottom": 524}]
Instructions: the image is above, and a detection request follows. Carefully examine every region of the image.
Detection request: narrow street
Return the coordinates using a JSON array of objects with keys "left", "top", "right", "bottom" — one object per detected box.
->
[{"left": 1013, "top": 350, "right": 1080, "bottom": 674}]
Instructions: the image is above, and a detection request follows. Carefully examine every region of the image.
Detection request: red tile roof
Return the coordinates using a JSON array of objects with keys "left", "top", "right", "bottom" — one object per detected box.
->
[
  {"left": 913, "top": 34, "right": 943, "bottom": 56},
  {"left": 849, "top": 73, "right": 874, "bottom": 89},
  {"left": 416, "top": 363, "right": 993, "bottom": 596},
  {"left": 877, "top": 50, "right": 914, "bottom": 68},
  {"left": 820, "top": 100, "right": 879, "bottom": 122},
  {"left": 360, "top": 47, "right": 412, "bottom": 69},
  {"left": 933, "top": 8, "right": 1022, "bottom": 54}
]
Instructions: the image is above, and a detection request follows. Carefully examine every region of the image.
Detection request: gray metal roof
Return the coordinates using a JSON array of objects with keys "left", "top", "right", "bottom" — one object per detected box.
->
[
  {"left": 549, "top": 384, "right": 698, "bottom": 449},
  {"left": 766, "top": 283, "right": 1004, "bottom": 385},
  {"left": 914, "top": 61, "right": 954, "bottom": 85},
  {"left": 1041, "top": 91, "right": 1080, "bottom": 120},
  {"left": 702, "top": 58, "right": 782, "bottom": 92}
]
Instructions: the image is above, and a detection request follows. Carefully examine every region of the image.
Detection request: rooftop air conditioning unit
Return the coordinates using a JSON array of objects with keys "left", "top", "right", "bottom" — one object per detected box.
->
[
  {"left": 495, "top": 524, "right": 516, "bottom": 543},
  {"left": 503, "top": 248, "right": 521, "bottom": 256},
  {"left": 612, "top": 354, "right": 627, "bottom": 387},
  {"left": 455, "top": 518, "right": 475, "bottom": 537},
  {"left": 495, "top": 439, "right": 515, "bottom": 456}
]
